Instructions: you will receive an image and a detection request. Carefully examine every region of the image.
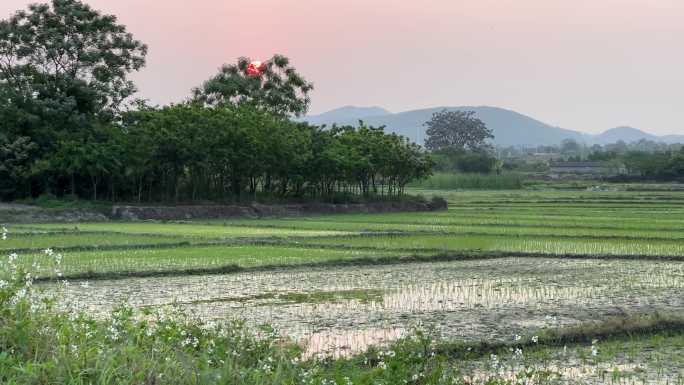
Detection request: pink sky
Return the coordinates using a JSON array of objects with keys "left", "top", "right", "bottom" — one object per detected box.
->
[{"left": 2, "top": 0, "right": 684, "bottom": 135}]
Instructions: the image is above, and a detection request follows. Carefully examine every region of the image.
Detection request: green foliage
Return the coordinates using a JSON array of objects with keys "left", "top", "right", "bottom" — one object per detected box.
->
[
  {"left": 1, "top": 100, "right": 432, "bottom": 202},
  {"left": 424, "top": 110, "right": 493, "bottom": 152},
  {"left": 0, "top": 0, "right": 147, "bottom": 114},
  {"left": 668, "top": 147, "right": 684, "bottom": 176},
  {"left": 0, "top": 0, "right": 147, "bottom": 200},
  {"left": 193, "top": 54, "right": 313, "bottom": 118},
  {"left": 622, "top": 151, "right": 672, "bottom": 177},
  {"left": 0, "top": 134, "right": 37, "bottom": 200},
  {"left": 432, "top": 148, "right": 498, "bottom": 173},
  {"left": 110, "top": 105, "right": 432, "bottom": 202},
  {"left": 0, "top": 2, "right": 430, "bottom": 203}
]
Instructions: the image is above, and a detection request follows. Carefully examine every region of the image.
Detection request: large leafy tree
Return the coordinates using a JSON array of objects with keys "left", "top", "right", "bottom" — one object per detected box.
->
[
  {"left": 193, "top": 54, "right": 313, "bottom": 117},
  {"left": 0, "top": 134, "right": 37, "bottom": 200},
  {"left": 0, "top": 0, "right": 146, "bottom": 199},
  {"left": 0, "top": 0, "right": 148, "bottom": 118},
  {"left": 424, "top": 110, "right": 494, "bottom": 152}
]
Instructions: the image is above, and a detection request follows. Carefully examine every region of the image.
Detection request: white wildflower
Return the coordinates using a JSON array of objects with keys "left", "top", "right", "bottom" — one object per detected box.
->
[{"left": 591, "top": 345, "right": 598, "bottom": 356}]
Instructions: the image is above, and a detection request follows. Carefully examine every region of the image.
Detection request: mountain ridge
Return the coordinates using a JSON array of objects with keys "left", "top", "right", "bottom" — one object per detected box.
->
[{"left": 303, "top": 106, "right": 683, "bottom": 146}]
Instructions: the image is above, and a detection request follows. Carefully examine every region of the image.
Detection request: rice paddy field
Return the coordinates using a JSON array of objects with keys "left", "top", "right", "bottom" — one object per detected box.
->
[{"left": 4, "top": 189, "right": 684, "bottom": 384}]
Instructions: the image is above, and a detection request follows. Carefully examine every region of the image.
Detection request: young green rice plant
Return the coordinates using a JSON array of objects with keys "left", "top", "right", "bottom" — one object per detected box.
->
[
  {"left": 18, "top": 222, "right": 352, "bottom": 239},
  {"left": 306, "top": 233, "right": 684, "bottom": 258},
  {"left": 0, "top": 232, "right": 188, "bottom": 253},
  {"left": 21, "top": 245, "right": 403, "bottom": 280}
]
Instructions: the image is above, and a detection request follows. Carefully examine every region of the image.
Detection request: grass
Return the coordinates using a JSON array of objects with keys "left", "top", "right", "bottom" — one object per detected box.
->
[{"left": 409, "top": 172, "right": 525, "bottom": 190}]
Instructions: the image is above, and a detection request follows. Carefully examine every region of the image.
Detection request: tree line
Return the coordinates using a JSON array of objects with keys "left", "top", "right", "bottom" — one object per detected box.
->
[
  {"left": 497, "top": 138, "right": 684, "bottom": 179},
  {"left": 0, "top": 0, "right": 432, "bottom": 202}
]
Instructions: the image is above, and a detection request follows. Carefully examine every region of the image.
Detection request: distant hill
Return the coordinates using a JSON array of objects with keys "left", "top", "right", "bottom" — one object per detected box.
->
[
  {"left": 593, "top": 126, "right": 659, "bottom": 144},
  {"left": 304, "top": 106, "right": 587, "bottom": 146},
  {"left": 303, "top": 106, "right": 683, "bottom": 146},
  {"left": 303, "top": 106, "right": 391, "bottom": 126}
]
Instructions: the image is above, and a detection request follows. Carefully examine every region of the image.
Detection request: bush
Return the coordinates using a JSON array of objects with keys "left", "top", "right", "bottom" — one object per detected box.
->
[{"left": 431, "top": 149, "right": 496, "bottom": 174}]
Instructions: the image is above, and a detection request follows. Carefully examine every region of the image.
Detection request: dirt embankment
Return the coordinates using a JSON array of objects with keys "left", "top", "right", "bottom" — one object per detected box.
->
[
  {"left": 0, "top": 204, "right": 108, "bottom": 223},
  {"left": 112, "top": 199, "right": 448, "bottom": 221},
  {"left": 1, "top": 198, "right": 447, "bottom": 223}
]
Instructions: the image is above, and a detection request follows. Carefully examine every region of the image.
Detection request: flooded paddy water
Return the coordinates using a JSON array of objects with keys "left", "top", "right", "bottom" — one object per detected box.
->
[{"left": 55, "top": 257, "right": 684, "bottom": 357}]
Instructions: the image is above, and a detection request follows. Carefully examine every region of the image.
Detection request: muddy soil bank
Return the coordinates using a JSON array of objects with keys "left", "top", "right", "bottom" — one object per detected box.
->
[
  {"left": 1, "top": 197, "right": 447, "bottom": 222},
  {"left": 0, "top": 204, "right": 108, "bottom": 223},
  {"left": 111, "top": 198, "right": 448, "bottom": 220}
]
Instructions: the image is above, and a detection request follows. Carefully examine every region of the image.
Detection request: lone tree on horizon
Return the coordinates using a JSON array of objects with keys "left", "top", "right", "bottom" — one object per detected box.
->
[{"left": 424, "top": 110, "right": 494, "bottom": 152}]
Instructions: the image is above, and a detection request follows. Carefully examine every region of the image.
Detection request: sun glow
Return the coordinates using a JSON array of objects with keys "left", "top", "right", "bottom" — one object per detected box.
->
[{"left": 246, "top": 60, "right": 265, "bottom": 77}]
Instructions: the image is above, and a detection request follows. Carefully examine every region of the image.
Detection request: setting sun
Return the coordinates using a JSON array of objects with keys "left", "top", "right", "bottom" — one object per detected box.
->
[{"left": 246, "top": 60, "right": 265, "bottom": 77}]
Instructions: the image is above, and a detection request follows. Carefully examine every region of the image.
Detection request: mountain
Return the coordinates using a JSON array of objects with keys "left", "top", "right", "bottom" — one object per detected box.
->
[
  {"left": 303, "top": 106, "right": 684, "bottom": 146},
  {"left": 303, "top": 106, "right": 391, "bottom": 126},
  {"left": 593, "top": 126, "right": 659, "bottom": 144},
  {"left": 305, "top": 106, "right": 587, "bottom": 146}
]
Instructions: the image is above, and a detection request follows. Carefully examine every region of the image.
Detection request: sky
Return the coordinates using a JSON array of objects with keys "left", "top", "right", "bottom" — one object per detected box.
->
[{"left": 2, "top": 0, "right": 684, "bottom": 136}]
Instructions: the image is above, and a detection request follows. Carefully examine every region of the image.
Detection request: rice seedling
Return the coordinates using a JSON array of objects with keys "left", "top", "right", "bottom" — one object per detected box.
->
[
  {"left": 15, "top": 222, "right": 353, "bottom": 238},
  {"left": 19, "top": 245, "right": 402, "bottom": 280},
  {"left": 0, "top": 232, "right": 186, "bottom": 252},
  {"left": 54, "top": 257, "right": 684, "bottom": 359}
]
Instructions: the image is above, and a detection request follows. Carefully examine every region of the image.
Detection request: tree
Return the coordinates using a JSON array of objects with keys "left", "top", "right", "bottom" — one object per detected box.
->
[
  {"left": 0, "top": 0, "right": 148, "bottom": 117},
  {"left": 560, "top": 139, "right": 581, "bottom": 156},
  {"left": 0, "top": 134, "right": 37, "bottom": 200},
  {"left": 622, "top": 151, "right": 671, "bottom": 177},
  {"left": 0, "top": 0, "right": 147, "bottom": 199},
  {"left": 424, "top": 110, "right": 493, "bottom": 152},
  {"left": 193, "top": 54, "right": 314, "bottom": 117},
  {"left": 667, "top": 147, "right": 684, "bottom": 177}
]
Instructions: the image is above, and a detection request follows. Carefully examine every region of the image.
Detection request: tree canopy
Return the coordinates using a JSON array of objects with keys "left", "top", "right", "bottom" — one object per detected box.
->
[
  {"left": 0, "top": 1, "right": 434, "bottom": 203},
  {"left": 0, "top": 0, "right": 149, "bottom": 200},
  {"left": 0, "top": 0, "right": 148, "bottom": 118},
  {"left": 424, "top": 110, "right": 493, "bottom": 153},
  {"left": 192, "top": 54, "right": 314, "bottom": 118}
]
